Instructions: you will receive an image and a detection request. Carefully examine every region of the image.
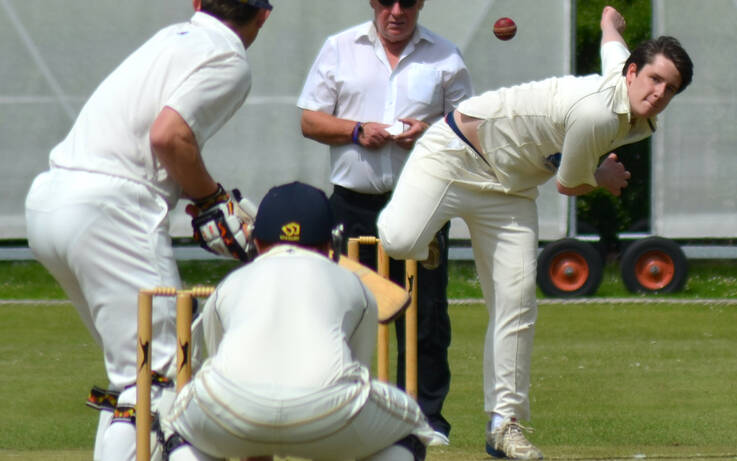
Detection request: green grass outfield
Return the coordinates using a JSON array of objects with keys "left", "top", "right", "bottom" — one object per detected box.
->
[
  {"left": 1, "top": 260, "right": 736, "bottom": 460},
  {"left": 2, "top": 259, "right": 737, "bottom": 301},
  {"left": 2, "top": 300, "right": 736, "bottom": 460}
]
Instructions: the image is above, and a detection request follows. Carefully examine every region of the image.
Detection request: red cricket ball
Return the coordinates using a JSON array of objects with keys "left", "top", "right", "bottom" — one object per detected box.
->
[{"left": 493, "top": 17, "right": 517, "bottom": 41}]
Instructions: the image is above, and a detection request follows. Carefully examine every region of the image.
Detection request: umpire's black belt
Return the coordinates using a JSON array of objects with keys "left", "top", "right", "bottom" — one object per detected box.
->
[{"left": 332, "top": 184, "right": 392, "bottom": 209}]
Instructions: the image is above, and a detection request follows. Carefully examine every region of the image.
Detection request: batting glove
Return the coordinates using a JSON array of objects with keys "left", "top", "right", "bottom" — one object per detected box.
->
[{"left": 187, "top": 184, "right": 257, "bottom": 262}]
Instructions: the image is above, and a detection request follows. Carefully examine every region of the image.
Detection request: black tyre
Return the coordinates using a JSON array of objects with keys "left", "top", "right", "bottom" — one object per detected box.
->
[
  {"left": 620, "top": 237, "right": 688, "bottom": 294},
  {"left": 537, "top": 238, "right": 604, "bottom": 297}
]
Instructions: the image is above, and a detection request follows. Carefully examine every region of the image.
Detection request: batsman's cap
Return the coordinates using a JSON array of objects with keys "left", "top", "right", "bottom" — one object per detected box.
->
[
  {"left": 237, "top": 0, "right": 272, "bottom": 9},
  {"left": 253, "top": 182, "right": 333, "bottom": 246}
]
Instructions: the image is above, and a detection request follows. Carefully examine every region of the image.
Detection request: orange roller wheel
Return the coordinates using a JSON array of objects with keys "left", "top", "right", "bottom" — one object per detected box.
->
[
  {"left": 621, "top": 237, "right": 687, "bottom": 294},
  {"left": 549, "top": 251, "right": 591, "bottom": 292},
  {"left": 537, "top": 238, "right": 603, "bottom": 298}
]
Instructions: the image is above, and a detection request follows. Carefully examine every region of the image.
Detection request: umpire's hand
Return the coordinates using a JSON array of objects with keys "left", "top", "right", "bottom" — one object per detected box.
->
[
  {"left": 394, "top": 118, "right": 429, "bottom": 150},
  {"left": 359, "top": 122, "right": 393, "bottom": 149}
]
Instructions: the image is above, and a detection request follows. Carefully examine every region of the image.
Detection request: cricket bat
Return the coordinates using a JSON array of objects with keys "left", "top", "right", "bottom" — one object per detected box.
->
[{"left": 338, "top": 255, "right": 410, "bottom": 324}]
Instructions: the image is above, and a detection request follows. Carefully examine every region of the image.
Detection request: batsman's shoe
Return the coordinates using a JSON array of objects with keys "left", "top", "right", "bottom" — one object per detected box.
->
[
  {"left": 485, "top": 418, "right": 543, "bottom": 459},
  {"left": 428, "top": 430, "right": 450, "bottom": 446}
]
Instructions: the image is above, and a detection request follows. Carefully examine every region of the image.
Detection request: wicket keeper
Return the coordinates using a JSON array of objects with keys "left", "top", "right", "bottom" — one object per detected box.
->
[{"left": 162, "top": 182, "right": 434, "bottom": 461}]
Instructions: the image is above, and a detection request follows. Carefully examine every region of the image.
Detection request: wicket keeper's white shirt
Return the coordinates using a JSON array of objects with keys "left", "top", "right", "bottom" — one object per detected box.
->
[
  {"left": 442, "top": 41, "right": 655, "bottom": 199},
  {"left": 48, "top": 12, "right": 251, "bottom": 209},
  {"left": 297, "top": 21, "right": 472, "bottom": 194},
  {"left": 198, "top": 245, "right": 377, "bottom": 401}
]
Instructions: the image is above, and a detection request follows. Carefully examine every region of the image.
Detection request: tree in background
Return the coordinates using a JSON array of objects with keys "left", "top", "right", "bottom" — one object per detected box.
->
[{"left": 575, "top": 0, "right": 651, "bottom": 258}]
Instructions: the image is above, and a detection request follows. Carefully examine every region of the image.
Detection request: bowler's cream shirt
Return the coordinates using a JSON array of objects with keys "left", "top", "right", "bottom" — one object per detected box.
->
[{"left": 450, "top": 41, "right": 654, "bottom": 199}]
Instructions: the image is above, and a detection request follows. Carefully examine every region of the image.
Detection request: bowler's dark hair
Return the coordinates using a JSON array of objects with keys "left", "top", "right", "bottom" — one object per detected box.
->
[
  {"left": 622, "top": 36, "right": 693, "bottom": 94},
  {"left": 201, "top": 0, "right": 261, "bottom": 26}
]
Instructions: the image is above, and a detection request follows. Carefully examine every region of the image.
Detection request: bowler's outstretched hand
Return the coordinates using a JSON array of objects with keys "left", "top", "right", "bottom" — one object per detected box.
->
[{"left": 595, "top": 153, "right": 631, "bottom": 196}]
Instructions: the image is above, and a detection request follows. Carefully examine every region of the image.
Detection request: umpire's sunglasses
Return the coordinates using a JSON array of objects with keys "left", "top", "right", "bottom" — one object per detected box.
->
[{"left": 377, "top": 0, "right": 419, "bottom": 8}]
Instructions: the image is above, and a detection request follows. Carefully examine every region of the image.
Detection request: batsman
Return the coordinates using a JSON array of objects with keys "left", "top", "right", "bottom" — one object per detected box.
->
[{"left": 24, "top": 1, "right": 272, "bottom": 459}]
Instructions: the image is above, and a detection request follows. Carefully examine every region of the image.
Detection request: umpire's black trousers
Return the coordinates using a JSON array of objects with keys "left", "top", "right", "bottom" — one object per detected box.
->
[{"left": 330, "top": 185, "right": 452, "bottom": 436}]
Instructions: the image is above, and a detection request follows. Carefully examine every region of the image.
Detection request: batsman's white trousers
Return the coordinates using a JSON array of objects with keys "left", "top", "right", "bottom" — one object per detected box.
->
[
  {"left": 377, "top": 121, "right": 538, "bottom": 420},
  {"left": 25, "top": 168, "right": 180, "bottom": 460},
  {"left": 164, "top": 363, "right": 434, "bottom": 460}
]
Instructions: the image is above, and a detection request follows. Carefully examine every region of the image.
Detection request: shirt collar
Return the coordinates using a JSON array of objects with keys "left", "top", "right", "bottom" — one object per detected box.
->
[
  {"left": 609, "top": 74, "right": 632, "bottom": 116},
  {"left": 259, "top": 244, "right": 328, "bottom": 260},
  {"left": 603, "top": 71, "right": 657, "bottom": 132},
  {"left": 190, "top": 11, "right": 245, "bottom": 53},
  {"left": 356, "top": 21, "right": 434, "bottom": 49}
]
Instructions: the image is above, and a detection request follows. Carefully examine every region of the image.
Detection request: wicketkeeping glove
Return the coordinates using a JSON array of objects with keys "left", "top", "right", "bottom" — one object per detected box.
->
[{"left": 187, "top": 184, "right": 257, "bottom": 262}]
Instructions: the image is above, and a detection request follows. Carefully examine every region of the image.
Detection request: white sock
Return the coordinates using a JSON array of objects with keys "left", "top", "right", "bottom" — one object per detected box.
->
[
  {"left": 491, "top": 413, "right": 505, "bottom": 430},
  {"left": 169, "top": 444, "right": 222, "bottom": 461},
  {"left": 362, "top": 444, "right": 413, "bottom": 461}
]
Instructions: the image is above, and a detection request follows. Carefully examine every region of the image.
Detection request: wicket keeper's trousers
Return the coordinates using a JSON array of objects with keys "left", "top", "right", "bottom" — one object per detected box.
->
[
  {"left": 164, "top": 362, "right": 435, "bottom": 460},
  {"left": 378, "top": 120, "right": 539, "bottom": 421}
]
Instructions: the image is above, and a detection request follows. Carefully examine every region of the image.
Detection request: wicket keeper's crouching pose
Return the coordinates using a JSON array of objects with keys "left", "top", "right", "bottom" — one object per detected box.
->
[
  {"left": 161, "top": 181, "right": 434, "bottom": 461},
  {"left": 24, "top": 1, "right": 272, "bottom": 459},
  {"left": 377, "top": 6, "right": 693, "bottom": 459}
]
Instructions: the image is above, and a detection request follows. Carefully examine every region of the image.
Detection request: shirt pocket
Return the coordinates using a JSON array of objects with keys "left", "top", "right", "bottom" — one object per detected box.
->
[{"left": 407, "top": 66, "right": 441, "bottom": 105}]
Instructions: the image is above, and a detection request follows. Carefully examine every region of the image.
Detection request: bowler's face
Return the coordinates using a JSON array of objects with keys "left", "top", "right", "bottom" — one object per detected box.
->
[
  {"left": 626, "top": 53, "right": 682, "bottom": 119},
  {"left": 371, "top": 0, "right": 423, "bottom": 45}
]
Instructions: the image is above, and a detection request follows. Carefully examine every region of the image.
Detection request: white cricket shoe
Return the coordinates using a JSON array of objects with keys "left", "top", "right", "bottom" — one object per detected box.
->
[
  {"left": 485, "top": 418, "right": 543, "bottom": 459},
  {"left": 428, "top": 430, "right": 450, "bottom": 446}
]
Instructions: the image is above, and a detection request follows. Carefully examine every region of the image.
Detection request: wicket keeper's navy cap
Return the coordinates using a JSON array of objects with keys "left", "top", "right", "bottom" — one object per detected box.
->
[
  {"left": 238, "top": 0, "right": 272, "bottom": 10},
  {"left": 253, "top": 182, "right": 333, "bottom": 245}
]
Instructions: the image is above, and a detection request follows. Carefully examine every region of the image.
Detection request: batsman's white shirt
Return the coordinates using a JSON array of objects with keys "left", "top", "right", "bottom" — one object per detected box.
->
[
  {"left": 165, "top": 245, "right": 434, "bottom": 459},
  {"left": 48, "top": 11, "right": 250, "bottom": 209},
  {"left": 297, "top": 21, "right": 472, "bottom": 194}
]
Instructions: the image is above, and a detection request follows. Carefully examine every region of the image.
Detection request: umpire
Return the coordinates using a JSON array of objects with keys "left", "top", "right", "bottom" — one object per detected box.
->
[{"left": 297, "top": 0, "right": 472, "bottom": 443}]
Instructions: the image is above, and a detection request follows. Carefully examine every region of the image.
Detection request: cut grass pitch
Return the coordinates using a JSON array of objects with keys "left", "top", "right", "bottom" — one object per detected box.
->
[{"left": 1, "top": 300, "right": 735, "bottom": 460}]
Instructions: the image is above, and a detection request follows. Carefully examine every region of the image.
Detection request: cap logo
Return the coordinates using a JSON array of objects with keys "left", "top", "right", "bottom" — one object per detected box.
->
[{"left": 279, "top": 222, "right": 301, "bottom": 242}]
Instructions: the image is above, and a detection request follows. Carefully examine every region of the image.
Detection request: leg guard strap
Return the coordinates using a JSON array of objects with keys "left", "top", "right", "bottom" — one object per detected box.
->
[
  {"left": 86, "top": 386, "right": 120, "bottom": 411},
  {"left": 112, "top": 405, "right": 137, "bottom": 424},
  {"left": 163, "top": 433, "right": 190, "bottom": 461},
  {"left": 396, "top": 434, "right": 427, "bottom": 461}
]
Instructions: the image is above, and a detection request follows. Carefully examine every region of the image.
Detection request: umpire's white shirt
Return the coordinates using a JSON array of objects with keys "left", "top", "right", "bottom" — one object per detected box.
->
[
  {"left": 48, "top": 12, "right": 250, "bottom": 209},
  {"left": 297, "top": 21, "right": 472, "bottom": 194}
]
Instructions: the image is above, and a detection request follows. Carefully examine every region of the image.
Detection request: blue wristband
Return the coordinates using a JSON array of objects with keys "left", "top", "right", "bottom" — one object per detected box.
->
[{"left": 351, "top": 122, "right": 363, "bottom": 145}]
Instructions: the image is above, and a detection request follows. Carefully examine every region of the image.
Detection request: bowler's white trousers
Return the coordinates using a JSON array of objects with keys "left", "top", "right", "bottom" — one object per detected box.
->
[
  {"left": 378, "top": 120, "right": 539, "bottom": 420},
  {"left": 25, "top": 168, "right": 180, "bottom": 460},
  {"left": 164, "top": 362, "right": 434, "bottom": 461}
]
